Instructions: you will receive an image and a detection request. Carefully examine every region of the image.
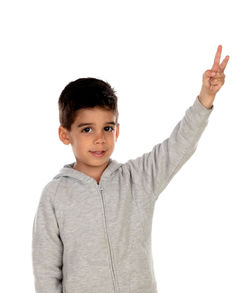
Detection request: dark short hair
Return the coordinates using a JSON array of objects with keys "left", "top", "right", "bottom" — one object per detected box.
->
[{"left": 58, "top": 77, "right": 119, "bottom": 131}]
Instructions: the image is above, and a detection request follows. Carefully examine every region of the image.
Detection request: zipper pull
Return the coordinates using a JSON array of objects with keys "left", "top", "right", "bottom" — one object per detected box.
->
[{"left": 98, "top": 184, "right": 104, "bottom": 191}]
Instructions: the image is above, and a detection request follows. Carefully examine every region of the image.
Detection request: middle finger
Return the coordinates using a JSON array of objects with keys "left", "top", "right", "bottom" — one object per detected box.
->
[{"left": 211, "top": 45, "right": 222, "bottom": 72}]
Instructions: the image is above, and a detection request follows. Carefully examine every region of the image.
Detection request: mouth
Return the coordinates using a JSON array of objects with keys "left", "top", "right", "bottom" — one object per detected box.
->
[{"left": 89, "top": 150, "right": 106, "bottom": 157}]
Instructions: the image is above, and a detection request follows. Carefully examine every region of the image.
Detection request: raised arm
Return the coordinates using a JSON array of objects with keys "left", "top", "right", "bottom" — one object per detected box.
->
[
  {"left": 124, "top": 45, "right": 229, "bottom": 203},
  {"left": 125, "top": 96, "right": 214, "bottom": 202}
]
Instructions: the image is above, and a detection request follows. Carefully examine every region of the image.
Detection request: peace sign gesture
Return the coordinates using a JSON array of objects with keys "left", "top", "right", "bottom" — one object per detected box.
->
[
  {"left": 211, "top": 44, "right": 230, "bottom": 73},
  {"left": 198, "top": 45, "right": 230, "bottom": 109}
]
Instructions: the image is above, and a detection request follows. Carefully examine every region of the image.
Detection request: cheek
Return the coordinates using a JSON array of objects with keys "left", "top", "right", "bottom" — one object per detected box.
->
[
  {"left": 109, "top": 134, "right": 117, "bottom": 143},
  {"left": 75, "top": 137, "right": 89, "bottom": 149}
]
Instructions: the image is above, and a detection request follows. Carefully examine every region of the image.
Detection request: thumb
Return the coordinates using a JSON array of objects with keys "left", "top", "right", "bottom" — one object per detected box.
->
[
  {"left": 203, "top": 69, "right": 216, "bottom": 86},
  {"left": 204, "top": 69, "right": 216, "bottom": 79}
]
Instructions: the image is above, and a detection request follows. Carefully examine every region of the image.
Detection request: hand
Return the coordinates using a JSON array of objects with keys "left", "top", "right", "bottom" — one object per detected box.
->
[{"left": 199, "top": 45, "right": 230, "bottom": 109}]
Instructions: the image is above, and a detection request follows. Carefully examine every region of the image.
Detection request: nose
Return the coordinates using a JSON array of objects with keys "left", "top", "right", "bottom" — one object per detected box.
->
[{"left": 94, "top": 131, "right": 105, "bottom": 144}]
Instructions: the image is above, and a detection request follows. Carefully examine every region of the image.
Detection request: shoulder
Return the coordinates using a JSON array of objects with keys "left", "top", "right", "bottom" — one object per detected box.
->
[{"left": 39, "top": 178, "right": 62, "bottom": 207}]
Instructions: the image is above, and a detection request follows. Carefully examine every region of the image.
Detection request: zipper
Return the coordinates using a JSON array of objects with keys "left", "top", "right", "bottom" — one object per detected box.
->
[{"left": 97, "top": 184, "right": 118, "bottom": 293}]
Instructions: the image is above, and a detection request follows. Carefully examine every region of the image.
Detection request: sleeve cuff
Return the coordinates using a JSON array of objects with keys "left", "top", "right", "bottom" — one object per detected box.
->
[{"left": 193, "top": 95, "right": 214, "bottom": 114}]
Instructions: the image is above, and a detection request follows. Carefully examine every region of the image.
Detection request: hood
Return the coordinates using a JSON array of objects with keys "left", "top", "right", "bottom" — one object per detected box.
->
[{"left": 53, "top": 158, "right": 123, "bottom": 184}]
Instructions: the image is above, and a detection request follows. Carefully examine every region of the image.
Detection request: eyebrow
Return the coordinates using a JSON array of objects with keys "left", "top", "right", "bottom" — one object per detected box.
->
[{"left": 77, "top": 121, "right": 116, "bottom": 128}]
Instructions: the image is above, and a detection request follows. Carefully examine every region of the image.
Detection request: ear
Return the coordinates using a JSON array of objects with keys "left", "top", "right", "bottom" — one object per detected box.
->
[
  {"left": 58, "top": 126, "right": 71, "bottom": 145},
  {"left": 115, "top": 123, "right": 120, "bottom": 141}
]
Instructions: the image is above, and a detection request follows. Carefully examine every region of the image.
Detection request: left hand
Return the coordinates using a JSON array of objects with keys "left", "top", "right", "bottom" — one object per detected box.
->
[{"left": 199, "top": 45, "right": 230, "bottom": 109}]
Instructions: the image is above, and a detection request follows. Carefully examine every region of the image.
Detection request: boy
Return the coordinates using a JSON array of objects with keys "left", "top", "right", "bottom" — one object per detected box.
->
[{"left": 32, "top": 45, "right": 229, "bottom": 293}]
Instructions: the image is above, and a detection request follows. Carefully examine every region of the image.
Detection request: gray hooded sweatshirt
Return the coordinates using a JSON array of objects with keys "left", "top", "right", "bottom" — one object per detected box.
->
[{"left": 32, "top": 96, "right": 214, "bottom": 293}]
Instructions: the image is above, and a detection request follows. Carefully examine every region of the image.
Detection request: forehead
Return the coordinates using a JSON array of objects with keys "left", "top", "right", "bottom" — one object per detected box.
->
[{"left": 74, "top": 107, "right": 115, "bottom": 123}]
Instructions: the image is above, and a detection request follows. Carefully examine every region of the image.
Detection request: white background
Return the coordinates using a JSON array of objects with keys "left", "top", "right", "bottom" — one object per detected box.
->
[{"left": 0, "top": 0, "right": 249, "bottom": 292}]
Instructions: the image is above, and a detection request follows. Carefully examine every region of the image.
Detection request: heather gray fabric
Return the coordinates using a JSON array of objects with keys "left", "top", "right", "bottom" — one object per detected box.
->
[{"left": 32, "top": 96, "right": 214, "bottom": 293}]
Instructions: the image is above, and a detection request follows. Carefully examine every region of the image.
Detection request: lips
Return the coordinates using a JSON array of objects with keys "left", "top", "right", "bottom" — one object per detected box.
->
[
  {"left": 90, "top": 150, "right": 106, "bottom": 153},
  {"left": 89, "top": 150, "right": 106, "bottom": 157}
]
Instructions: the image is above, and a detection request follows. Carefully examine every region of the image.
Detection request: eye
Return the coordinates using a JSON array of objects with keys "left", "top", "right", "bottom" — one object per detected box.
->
[
  {"left": 104, "top": 126, "right": 114, "bottom": 132},
  {"left": 82, "top": 127, "right": 92, "bottom": 133},
  {"left": 81, "top": 126, "right": 114, "bottom": 133}
]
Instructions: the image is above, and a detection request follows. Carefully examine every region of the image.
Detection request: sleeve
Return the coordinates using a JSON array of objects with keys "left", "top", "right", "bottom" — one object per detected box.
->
[
  {"left": 124, "top": 96, "right": 214, "bottom": 202},
  {"left": 32, "top": 185, "right": 63, "bottom": 293}
]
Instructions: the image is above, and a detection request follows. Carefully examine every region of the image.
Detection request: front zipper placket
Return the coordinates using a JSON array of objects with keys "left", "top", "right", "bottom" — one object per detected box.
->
[{"left": 97, "top": 183, "right": 119, "bottom": 293}]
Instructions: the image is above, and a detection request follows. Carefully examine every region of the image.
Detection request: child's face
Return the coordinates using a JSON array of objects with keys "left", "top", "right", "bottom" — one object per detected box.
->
[{"left": 59, "top": 107, "right": 119, "bottom": 170}]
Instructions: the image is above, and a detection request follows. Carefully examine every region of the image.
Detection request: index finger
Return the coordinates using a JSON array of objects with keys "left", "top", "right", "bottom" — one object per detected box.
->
[
  {"left": 211, "top": 45, "right": 222, "bottom": 72},
  {"left": 220, "top": 55, "right": 230, "bottom": 72}
]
